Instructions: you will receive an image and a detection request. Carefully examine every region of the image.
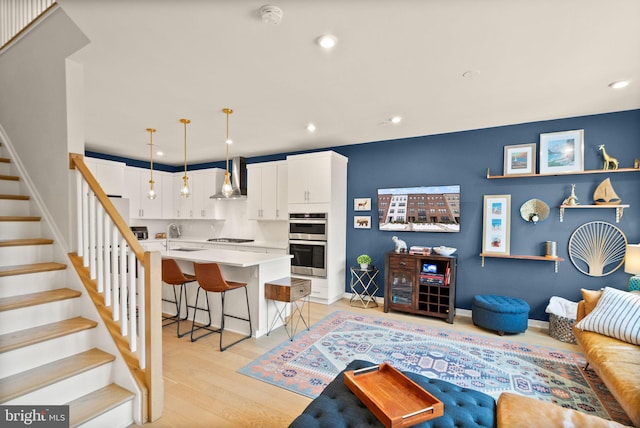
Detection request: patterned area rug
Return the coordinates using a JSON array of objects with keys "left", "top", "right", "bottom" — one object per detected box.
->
[{"left": 239, "top": 311, "right": 630, "bottom": 425}]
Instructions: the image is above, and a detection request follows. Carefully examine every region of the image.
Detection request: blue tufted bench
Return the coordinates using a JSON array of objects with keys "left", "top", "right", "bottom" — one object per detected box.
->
[
  {"left": 472, "top": 294, "right": 529, "bottom": 336},
  {"left": 289, "top": 359, "right": 496, "bottom": 428}
]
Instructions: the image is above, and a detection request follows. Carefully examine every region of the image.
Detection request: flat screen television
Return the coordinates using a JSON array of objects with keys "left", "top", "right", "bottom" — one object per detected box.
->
[{"left": 377, "top": 185, "right": 460, "bottom": 232}]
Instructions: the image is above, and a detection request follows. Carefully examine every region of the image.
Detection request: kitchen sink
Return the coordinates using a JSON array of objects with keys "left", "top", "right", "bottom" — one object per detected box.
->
[
  {"left": 207, "top": 238, "right": 254, "bottom": 243},
  {"left": 172, "top": 248, "right": 204, "bottom": 252}
]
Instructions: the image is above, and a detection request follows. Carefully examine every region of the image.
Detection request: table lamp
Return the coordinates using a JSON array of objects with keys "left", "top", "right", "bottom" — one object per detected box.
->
[{"left": 625, "top": 244, "right": 640, "bottom": 291}]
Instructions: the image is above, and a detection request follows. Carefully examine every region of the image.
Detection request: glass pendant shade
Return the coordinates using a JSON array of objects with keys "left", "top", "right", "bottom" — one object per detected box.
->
[
  {"left": 179, "top": 118, "right": 191, "bottom": 198},
  {"left": 146, "top": 128, "right": 157, "bottom": 199},
  {"left": 220, "top": 108, "right": 234, "bottom": 198}
]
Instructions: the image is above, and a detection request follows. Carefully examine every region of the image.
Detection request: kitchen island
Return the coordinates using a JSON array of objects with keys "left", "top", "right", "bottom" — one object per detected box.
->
[{"left": 161, "top": 247, "right": 292, "bottom": 338}]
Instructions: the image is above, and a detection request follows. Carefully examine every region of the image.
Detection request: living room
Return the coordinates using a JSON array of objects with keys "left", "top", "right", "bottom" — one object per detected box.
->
[{"left": 1, "top": 1, "right": 639, "bottom": 427}]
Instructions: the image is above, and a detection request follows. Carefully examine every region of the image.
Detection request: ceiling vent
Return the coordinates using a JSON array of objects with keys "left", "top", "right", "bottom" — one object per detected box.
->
[{"left": 260, "top": 5, "right": 283, "bottom": 24}]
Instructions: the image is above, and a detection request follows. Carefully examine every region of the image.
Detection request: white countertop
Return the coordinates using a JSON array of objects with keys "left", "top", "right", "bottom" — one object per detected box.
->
[
  {"left": 161, "top": 247, "right": 292, "bottom": 268},
  {"left": 167, "top": 237, "right": 289, "bottom": 250}
]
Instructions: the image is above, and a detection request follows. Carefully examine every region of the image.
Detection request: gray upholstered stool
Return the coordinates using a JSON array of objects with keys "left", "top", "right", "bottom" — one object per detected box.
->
[{"left": 472, "top": 294, "right": 529, "bottom": 335}]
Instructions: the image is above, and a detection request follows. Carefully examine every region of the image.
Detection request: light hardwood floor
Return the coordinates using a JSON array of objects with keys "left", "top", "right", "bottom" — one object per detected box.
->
[{"left": 137, "top": 298, "right": 579, "bottom": 427}]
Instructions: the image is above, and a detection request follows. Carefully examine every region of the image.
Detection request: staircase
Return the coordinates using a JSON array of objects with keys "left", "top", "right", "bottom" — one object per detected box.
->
[{"left": 0, "top": 143, "right": 135, "bottom": 427}]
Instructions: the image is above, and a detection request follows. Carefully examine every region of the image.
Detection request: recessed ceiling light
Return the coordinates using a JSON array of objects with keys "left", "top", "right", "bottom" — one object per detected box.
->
[
  {"left": 462, "top": 70, "right": 480, "bottom": 79},
  {"left": 306, "top": 123, "right": 317, "bottom": 133},
  {"left": 608, "top": 80, "right": 630, "bottom": 89},
  {"left": 317, "top": 34, "right": 338, "bottom": 49},
  {"left": 156, "top": 151, "right": 164, "bottom": 156},
  {"left": 390, "top": 116, "right": 402, "bottom": 124}
]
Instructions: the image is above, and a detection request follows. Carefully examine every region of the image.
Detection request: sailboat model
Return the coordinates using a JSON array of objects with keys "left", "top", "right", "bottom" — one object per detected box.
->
[{"left": 593, "top": 178, "right": 621, "bottom": 205}]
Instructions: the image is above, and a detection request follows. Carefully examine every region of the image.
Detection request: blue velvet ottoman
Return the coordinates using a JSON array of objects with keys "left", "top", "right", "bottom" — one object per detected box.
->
[
  {"left": 289, "top": 360, "right": 496, "bottom": 428},
  {"left": 472, "top": 294, "right": 529, "bottom": 336}
]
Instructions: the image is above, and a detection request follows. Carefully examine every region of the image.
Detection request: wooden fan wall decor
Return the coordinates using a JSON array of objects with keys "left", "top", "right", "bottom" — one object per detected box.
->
[{"left": 568, "top": 221, "right": 627, "bottom": 277}]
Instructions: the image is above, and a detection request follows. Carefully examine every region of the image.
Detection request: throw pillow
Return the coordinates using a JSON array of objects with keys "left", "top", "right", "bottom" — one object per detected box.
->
[
  {"left": 575, "top": 287, "right": 640, "bottom": 345},
  {"left": 581, "top": 288, "right": 603, "bottom": 315}
]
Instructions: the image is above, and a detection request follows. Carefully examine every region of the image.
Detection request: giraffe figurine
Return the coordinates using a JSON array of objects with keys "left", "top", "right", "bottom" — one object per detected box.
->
[{"left": 598, "top": 144, "right": 619, "bottom": 170}]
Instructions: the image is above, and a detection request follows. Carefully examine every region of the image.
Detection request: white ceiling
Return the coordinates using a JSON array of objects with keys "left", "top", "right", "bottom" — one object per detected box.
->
[{"left": 57, "top": 0, "right": 640, "bottom": 166}]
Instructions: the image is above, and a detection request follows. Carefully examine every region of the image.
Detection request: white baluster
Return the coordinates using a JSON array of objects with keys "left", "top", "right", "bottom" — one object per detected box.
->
[
  {"left": 96, "top": 204, "right": 104, "bottom": 292},
  {"left": 89, "top": 191, "right": 96, "bottom": 279},
  {"left": 137, "top": 261, "right": 145, "bottom": 368},
  {"left": 120, "top": 237, "right": 127, "bottom": 333}
]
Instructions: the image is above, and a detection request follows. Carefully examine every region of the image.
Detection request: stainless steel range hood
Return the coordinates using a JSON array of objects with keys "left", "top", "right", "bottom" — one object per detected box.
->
[{"left": 210, "top": 156, "right": 247, "bottom": 200}]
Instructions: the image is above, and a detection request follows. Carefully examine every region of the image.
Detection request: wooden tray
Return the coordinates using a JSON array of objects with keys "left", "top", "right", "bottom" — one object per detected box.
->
[{"left": 343, "top": 363, "right": 444, "bottom": 427}]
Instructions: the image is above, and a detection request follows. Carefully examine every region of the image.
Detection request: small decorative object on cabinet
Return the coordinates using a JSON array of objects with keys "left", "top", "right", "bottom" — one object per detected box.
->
[
  {"left": 391, "top": 236, "right": 407, "bottom": 253},
  {"left": 384, "top": 252, "right": 456, "bottom": 323}
]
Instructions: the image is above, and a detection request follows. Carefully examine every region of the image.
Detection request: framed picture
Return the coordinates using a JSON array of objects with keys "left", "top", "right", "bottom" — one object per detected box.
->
[
  {"left": 503, "top": 143, "right": 536, "bottom": 176},
  {"left": 482, "top": 195, "right": 511, "bottom": 255},
  {"left": 354, "top": 216, "right": 371, "bottom": 229},
  {"left": 354, "top": 198, "right": 371, "bottom": 211},
  {"left": 539, "top": 129, "right": 584, "bottom": 174}
]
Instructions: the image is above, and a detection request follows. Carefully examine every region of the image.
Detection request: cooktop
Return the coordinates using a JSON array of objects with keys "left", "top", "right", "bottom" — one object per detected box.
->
[{"left": 207, "top": 238, "right": 255, "bottom": 243}]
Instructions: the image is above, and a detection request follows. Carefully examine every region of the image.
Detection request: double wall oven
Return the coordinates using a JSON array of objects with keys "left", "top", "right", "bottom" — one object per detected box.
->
[{"left": 289, "top": 213, "right": 327, "bottom": 277}]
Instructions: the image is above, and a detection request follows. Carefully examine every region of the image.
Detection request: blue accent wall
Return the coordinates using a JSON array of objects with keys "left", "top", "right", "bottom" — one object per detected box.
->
[
  {"left": 335, "top": 109, "right": 639, "bottom": 320},
  {"left": 88, "top": 109, "right": 640, "bottom": 320}
]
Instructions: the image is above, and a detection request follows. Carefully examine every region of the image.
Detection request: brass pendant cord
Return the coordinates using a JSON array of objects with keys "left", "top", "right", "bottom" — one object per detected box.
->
[
  {"left": 225, "top": 110, "right": 230, "bottom": 175},
  {"left": 147, "top": 128, "right": 155, "bottom": 185}
]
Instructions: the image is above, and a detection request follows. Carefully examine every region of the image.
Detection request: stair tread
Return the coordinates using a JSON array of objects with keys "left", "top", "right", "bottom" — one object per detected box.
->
[
  {"left": 0, "top": 194, "right": 29, "bottom": 200},
  {"left": 0, "top": 238, "right": 54, "bottom": 247},
  {"left": 0, "top": 316, "right": 98, "bottom": 354},
  {"left": 0, "top": 262, "right": 67, "bottom": 277},
  {"left": 0, "top": 288, "right": 81, "bottom": 312},
  {"left": 0, "top": 158, "right": 9, "bottom": 163},
  {"left": 0, "top": 348, "right": 115, "bottom": 403},
  {"left": 68, "top": 384, "right": 134, "bottom": 427},
  {"left": 0, "top": 215, "right": 40, "bottom": 221},
  {"left": 0, "top": 174, "right": 19, "bottom": 181}
]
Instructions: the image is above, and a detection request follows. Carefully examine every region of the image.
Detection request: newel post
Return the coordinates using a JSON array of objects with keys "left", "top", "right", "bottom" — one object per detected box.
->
[{"left": 145, "top": 251, "right": 164, "bottom": 421}]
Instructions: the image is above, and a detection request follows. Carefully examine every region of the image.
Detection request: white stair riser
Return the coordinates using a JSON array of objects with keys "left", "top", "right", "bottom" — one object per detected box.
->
[
  {"left": 0, "top": 244, "right": 53, "bottom": 266},
  {"left": 0, "top": 221, "right": 41, "bottom": 239},
  {"left": 77, "top": 400, "right": 134, "bottom": 428},
  {"left": 0, "top": 162, "right": 11, "bottom": 175},
  {"left": 5, "top": 363, "right": 113, "bottom": 405},
  {"left": 0, "top": 180, "right": 19, "bottom": 194},
  {"left": 0, "top": 270, "right": 66, "bottom": 298},
  {"left": 0, "top": 330, "right": 95, "bottom": 379},
  {"left": 0, "top": 199, "right": 31, "bottom": 216},
  {"left": 0, "top": 299, "right": 80, "bottom": 335}
]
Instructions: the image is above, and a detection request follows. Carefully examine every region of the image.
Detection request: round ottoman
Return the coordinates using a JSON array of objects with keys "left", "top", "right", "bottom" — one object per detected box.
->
[{"left": 472, "top": 294, "right": 529, "bottom": 335}]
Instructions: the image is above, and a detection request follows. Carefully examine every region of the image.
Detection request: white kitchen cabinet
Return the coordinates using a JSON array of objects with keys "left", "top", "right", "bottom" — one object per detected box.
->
[
  {"left": 171, "top": 169, "right": 224, "bottom": 219},
  {"left": 247, "top": 161, "right": 287, "bottom": 220},
  {"left": 161, "top": 173, "right": 174, "bottom": 219},
  {"left": 192, "top": 169, "right": 224, "bottom": 219},
  {"left": 124, "top": 167, "right": 163, "bottom": 219},
  {"left": 287, "top": 152, "right": 339, "bottom": 205},
  {"left": 85, "top": 157, "right": 126, "bottom": 197}
]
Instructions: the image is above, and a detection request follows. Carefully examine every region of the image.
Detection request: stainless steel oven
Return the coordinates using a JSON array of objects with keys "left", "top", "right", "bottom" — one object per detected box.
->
[
  {"left": 289, "top": 213, "right": 327, "bottom": 241},
  {"left": 289, "top": 240, "right": 327, "bottom": 277},
  {"left": 289, "top": 213, "right": 328, "bottom": 277}
]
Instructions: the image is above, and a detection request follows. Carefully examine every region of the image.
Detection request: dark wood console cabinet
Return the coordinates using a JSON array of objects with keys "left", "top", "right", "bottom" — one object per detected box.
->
[{"left": 384, "top": 252, "right": 457, "bottom": 324}]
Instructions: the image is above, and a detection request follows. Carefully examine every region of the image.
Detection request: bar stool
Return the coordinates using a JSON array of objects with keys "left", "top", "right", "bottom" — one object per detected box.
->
[
  {"left": 191, "top": 262, "right": 252, "bottom": 351},
  {"left": 161, "top": 258, "right": 197, "bottom": 338}
]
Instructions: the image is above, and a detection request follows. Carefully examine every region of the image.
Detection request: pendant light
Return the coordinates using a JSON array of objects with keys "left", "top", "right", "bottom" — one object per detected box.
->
[
  {"left": 220, "top": 108, "right": 234, "bottom": 198},
  {"left": 146, "top": 128, "right": 157, "bottom": 199},
  {"left": 179, "top": 118, "right": 191, "bottom": 198}
]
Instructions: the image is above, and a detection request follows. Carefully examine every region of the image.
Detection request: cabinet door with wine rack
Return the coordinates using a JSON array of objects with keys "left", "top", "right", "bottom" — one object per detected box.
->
[{"left": 385, "top": 252, "right": 457, "bottom": 324}]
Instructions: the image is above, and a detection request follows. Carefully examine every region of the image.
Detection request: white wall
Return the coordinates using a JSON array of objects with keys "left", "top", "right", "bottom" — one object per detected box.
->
[{"left": 0, "top": 7, "right": 89, "bottom": 248}]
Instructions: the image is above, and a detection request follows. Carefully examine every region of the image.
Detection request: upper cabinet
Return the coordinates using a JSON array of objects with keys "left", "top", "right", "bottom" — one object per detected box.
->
[
  {"left": 172, "top": 169, "right": 224, "bottom": 219},
  {"left": 85, "top": 157, "right": 125, "bottom": 197},
  {"left": 247, "top": 161, "right": 287, "bottom": 220},
  {"left": 287, "top": 151, "right": 347, "bottom": 209},
  {"left": 124, "top": 167, "right": 163, "bottom": 219}
]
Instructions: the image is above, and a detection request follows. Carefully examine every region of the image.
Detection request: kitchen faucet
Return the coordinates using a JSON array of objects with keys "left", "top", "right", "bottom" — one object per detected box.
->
[{"left": 166, "top": 223, "right": 180, "bottom": 250}]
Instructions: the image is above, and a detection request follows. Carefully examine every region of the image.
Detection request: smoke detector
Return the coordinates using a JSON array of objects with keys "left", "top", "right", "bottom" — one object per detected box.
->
[{"left": 260, "top": 5, "right": 283, "bottom": 24}]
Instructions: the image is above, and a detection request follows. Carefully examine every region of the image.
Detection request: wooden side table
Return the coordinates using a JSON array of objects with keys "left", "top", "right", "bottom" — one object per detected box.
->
[{"left": 265, "top": 276, "right": 311, "bottom": 340}]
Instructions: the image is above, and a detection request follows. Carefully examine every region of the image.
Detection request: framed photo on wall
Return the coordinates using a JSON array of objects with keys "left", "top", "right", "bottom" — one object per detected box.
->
[
  {"left": 539, "top": 129, "right": 584, "bottom": 174},
  {"left": 354, "top": 198, "right": 371, "bottom": 211},
  {"left": 354, "top": 216, "right": 371, "bottom": 229},
  {"left": 482, "top": 195, "right": 511, "bottom": 255},
  {"left": 503, "top": 143, "right": 536, "bottom": 176}
]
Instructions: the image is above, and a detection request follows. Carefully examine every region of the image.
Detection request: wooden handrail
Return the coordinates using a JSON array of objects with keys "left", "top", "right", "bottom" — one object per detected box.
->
[{"left": 69, "top": 153, "right": 145, "bottom": 263}]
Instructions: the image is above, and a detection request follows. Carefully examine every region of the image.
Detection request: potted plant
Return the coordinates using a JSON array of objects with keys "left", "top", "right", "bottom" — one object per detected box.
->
[{"left": 357, "top": 254, "right": 372, "bottom": 270}]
